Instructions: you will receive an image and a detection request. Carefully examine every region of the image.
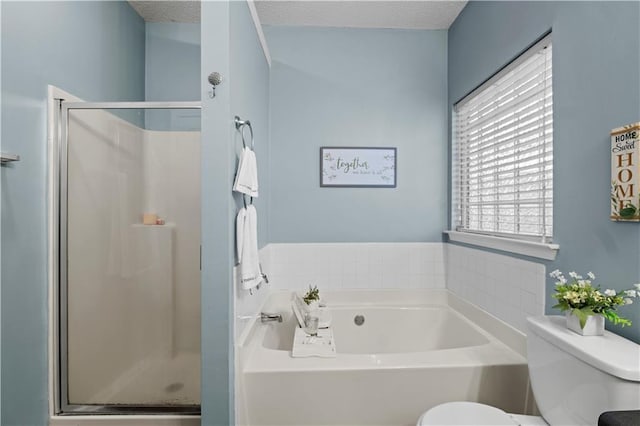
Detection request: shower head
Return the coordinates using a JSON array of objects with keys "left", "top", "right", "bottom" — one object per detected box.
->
[{"left": 208, "top": 72, "right": 223, "bottom": 98}]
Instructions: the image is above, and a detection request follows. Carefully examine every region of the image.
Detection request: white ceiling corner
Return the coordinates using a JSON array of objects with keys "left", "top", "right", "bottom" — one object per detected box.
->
[
  {"left": 127, "top": 0, "right": 467, "bottom": 30},
  {"left": 254, "top": 1, "right": 468, "bottom": 30}
]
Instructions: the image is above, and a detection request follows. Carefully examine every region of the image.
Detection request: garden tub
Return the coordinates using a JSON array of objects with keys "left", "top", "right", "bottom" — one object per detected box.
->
[{"left": 238, "top": 289, "right": 533, "bottom": 425}]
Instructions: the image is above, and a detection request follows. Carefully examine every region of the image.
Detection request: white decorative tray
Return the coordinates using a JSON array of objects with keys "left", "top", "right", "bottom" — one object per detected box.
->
[{"left": 291, "top": 327, "right": 336, "bottom": 358}]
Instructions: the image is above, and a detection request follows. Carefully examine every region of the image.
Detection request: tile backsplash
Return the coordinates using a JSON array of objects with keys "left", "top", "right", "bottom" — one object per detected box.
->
[
  {"left": 445, "top": 244, "right": 545, "bottom": 333},
  {"left": 234, "top": 242, "right": 545, "bottom": 336},
  {"left": 266, "top": 243, "right": 446, "bottom": 291}
]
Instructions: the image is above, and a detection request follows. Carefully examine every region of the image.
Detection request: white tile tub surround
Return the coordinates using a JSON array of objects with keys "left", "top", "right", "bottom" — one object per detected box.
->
[
  {"left": 237, "top": 243, "right": 544, "bottom": 336},
  {"left": 267, "top": 242, "right": 446, "bottom": 291},
  {"left": 445, "top": 244, "right": 546, "bottom": 333}
]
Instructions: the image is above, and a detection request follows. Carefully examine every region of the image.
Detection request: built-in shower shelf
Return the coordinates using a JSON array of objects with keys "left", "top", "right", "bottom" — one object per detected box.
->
[{"left": 1, "top": 153, "right": 20, "bottom": 163}]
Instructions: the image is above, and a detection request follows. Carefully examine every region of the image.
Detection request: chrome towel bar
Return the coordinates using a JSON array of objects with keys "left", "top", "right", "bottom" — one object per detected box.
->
[{"left": 234, "top": 116, "right": 254, "bottom": 150}]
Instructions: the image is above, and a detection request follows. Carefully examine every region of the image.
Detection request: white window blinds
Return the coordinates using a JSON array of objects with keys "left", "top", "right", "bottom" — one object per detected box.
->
[{"left": 453, "top": 37, "right": 553, "bottom": 243}]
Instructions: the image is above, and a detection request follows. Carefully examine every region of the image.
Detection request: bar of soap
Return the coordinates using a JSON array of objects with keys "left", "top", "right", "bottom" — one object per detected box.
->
[{"left": 143, "top": 213, "right": 157, "bottom": 225}]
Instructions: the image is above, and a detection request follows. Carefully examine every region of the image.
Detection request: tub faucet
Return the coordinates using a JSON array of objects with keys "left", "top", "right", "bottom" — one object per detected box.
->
[{"left": 261, "top": 312, "right": 283, "bottom": 323}]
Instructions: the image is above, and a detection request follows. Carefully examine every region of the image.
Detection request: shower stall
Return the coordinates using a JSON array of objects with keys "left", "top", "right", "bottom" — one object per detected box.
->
[{"left": 53, "top": 99, "right": 201, "bottom": 415}]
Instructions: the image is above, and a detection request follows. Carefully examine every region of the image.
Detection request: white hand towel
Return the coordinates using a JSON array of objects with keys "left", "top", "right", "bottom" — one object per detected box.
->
[
  {"left": 233, "top": 147, "right": 247, "bottom": 193},
  {"left": 236, "top": 205, "right": 261, "bottom": 291},
  {"left": 246, "top": 149, "right": 259, "bottom": 197},
  {"left": 236, "top": 207, "right": 246, "bottom": 262},
  {"left": 233, "top": 147, "right": 259, "bottom": 197}
]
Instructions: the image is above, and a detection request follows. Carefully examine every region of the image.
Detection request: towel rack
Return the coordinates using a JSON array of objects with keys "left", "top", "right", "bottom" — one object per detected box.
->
[
  {"left": 233, "top": 115, "right": 267, "bottom": 295},
  {"left": 235, "top": 115, "right": 255, "bottom": 208},
  {"left": 1, "top": 153, "right": 20, "bottom": 163},
  {"left": 234, "top": 116, "right": 254, "bottom": 149}
]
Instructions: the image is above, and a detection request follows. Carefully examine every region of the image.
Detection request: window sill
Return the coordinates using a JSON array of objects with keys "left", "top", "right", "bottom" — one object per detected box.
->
[{"left": 444, "top": 230, "right": 559, "bottom": 260}]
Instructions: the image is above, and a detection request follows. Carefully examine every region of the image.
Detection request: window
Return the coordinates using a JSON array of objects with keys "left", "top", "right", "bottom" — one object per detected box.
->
[{"left": 453, "top": 36, "right": 553, "bottom": 245}]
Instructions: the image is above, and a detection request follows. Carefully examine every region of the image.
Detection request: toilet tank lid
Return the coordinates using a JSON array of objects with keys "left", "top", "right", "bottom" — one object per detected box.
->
[{"left": 527, "top": 316, "right": 640, "bottom": 382}]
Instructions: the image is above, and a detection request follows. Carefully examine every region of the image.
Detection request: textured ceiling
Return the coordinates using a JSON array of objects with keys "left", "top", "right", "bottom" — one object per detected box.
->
[
  {"left": 128, "top": 1, "right": 200, "bottom": 23},
  {"left": 127, "top": 0, "right": 467, "bottom": 30}
]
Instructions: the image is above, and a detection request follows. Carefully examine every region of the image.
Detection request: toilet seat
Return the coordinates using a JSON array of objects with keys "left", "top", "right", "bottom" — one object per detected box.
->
[{"left": 417, "top": 402, "right": 517, "bottom": 425}]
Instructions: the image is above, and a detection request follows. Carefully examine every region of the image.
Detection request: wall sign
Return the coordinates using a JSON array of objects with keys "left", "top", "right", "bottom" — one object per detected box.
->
[
  {"left": 611, "top": 122, "right": 640, "bottom": 221},
  {"left": 320, "top": 147, "right": 396, "bottom": 188}
]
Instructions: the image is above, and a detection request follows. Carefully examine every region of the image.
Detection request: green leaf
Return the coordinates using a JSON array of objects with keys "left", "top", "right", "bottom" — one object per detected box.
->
[
  {"left": 579, "top": 307, "right": 595, "bottom": 317},
  {"left": 302, "top": 285, "right": 320, "bottom": 304},
  {"left": 574, "top": 308, "right": 595, "bottom": 329},
  {"left": 620, "top": 207, "right": 637, "bottom": 218}
]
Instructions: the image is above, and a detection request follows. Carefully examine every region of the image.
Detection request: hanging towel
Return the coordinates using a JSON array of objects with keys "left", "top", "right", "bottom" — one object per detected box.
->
[
  {"left": 236, "top": 204, "right": 262, "bottom": 291},
  {"left": 233, "top": 147, "right": 259, "bottom": 197}
]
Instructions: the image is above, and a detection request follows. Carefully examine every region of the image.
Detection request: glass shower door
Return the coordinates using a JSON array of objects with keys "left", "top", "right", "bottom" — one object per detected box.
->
[{"left": 60, "top": 102, "right": 201, "bottom": 414}]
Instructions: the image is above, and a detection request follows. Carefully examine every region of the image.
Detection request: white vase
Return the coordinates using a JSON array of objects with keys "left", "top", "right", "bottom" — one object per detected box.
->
[{"left": 566, "top": 312, "right": 605, "bottom": 336}]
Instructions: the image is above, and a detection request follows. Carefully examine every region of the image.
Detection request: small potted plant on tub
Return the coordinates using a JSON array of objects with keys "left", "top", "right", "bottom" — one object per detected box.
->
[
  {"left": 550, "top": 269, "right": 638, "bottom": 335},
  {"left": 302, "top": 285, "right": 321, "bottom": 310},
  {"left": 301, "top": 285, "right": 322, "bottom": 336}
]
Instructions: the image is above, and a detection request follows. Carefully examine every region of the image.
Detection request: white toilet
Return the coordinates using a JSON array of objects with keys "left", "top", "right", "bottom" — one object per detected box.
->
[{"left": 417, "top": 315, "right": 640, "bottom": 426}]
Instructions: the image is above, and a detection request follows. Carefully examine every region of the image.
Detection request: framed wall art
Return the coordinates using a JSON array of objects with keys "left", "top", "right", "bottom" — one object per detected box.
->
[
  {"left": 611, "top": 122, "right": 639, "bottom": 221},
  {"left": 320, "top": 147, "right": 396, "bottom": 188}
]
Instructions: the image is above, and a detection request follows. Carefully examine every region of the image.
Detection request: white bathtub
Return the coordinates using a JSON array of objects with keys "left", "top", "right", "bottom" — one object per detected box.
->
[
  {"left": 265, "top": 306, "right": 489, "bottom": 354},
  {"left": 238, "top": 289, "right": 534, "bottom": 426}
]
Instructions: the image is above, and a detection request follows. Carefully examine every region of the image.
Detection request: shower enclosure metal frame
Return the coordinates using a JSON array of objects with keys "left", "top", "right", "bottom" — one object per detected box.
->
[{"left": 53, "top": 100, "right": 201, "bottom": 416}]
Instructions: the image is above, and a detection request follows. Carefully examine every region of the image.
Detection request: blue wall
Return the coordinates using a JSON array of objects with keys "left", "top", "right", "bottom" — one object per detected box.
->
[
  {"left": 265, "top": 26, "right": 448, "bottom": 243},
  {"left": 231, "top": 4, "right": 270, "bottom": 249},
  {"left": 200, "top": 2, "right": 269, "bottom": 424},
  {"left": 0, "top": 1, "right": 145, "bottom": 424},
  {"left": 448, "top": 1, "right": 640, "bottom": 342},
  {"left": 200, "top": 2, "right": 234, "bottom": 423},
  {"left": 145, "top": 22, "right": 201, "bottom": 131},
  {"left": 146, "top": 22, "right": 200, "bottom": 102}
]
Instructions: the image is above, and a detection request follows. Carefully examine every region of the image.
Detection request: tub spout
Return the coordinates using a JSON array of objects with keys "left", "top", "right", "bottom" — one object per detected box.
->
[{"left": 261, "top": 312, "right": 283, "bottom": 323}]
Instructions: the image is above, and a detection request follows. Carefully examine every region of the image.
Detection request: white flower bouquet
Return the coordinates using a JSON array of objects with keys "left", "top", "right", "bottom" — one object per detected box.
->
[{"left": 550, "top": 270, "right": 638, "bottom": 328}]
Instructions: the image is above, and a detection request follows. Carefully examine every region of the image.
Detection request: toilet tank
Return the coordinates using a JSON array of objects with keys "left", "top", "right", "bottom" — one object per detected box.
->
[{"left": 527, "top": 316, "right": 640, "bottom": 426}]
